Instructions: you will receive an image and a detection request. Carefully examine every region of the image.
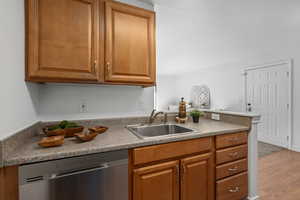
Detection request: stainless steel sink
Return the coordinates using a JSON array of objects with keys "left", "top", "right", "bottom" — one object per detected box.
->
[{"left": 127, "top": 124, "right": 195, "bottom": 139}]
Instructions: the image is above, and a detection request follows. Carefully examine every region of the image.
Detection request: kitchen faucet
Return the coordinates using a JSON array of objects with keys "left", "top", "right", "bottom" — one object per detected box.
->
[{"left": 148, "top": 109, "right": 168, "bottom": 124}]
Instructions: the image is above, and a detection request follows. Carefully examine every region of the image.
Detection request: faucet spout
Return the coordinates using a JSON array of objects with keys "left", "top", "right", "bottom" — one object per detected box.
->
[{"left": 148, "top": 109, "right": 167, "bottom": 124}]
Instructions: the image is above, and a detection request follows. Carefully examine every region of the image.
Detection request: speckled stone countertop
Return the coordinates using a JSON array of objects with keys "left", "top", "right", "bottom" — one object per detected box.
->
[{"left": 3, "top": 118, "right": 250, "bottom": 167}]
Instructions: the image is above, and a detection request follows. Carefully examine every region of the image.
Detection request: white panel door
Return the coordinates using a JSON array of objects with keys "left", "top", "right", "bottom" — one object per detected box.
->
[{"left": 246, "top": 62, "right": 291, "bottom": 148}]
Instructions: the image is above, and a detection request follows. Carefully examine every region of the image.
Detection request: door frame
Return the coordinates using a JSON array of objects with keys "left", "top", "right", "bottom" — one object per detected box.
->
[{"left": 244, "top": 59, "right": 293, "bottom": 149}]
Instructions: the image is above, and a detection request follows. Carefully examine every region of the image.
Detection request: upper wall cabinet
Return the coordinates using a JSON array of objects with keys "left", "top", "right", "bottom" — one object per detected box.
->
[
  {"left": 26, "top": 0, "right": 156, "bottom": 86},
  {"left": 26, "top": 0, "right": 100, "bottom": 82},
  {"left": 105, "top": 1, "right": 156, "bottom": 85}
]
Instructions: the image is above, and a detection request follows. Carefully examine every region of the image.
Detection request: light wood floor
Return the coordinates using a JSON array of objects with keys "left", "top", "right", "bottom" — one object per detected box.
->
[{"left": 259, "top": 150, "right": 300, "bottom": 200}]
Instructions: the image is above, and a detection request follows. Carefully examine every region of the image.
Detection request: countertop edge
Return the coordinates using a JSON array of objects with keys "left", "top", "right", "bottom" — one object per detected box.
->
[
  {"left": 164, "top": 109, "right": 260, "bottom": 118},
  {"left": 201, "top": 109, "right": 260, "bottom": 118}
]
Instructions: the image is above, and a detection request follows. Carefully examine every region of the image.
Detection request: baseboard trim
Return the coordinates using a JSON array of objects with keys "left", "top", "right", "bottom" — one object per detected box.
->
[
  {"left": 248, "top": 195, "right": 260, "bottom": 200},
  {"left": 258, "top": 138, "right": 288, "bottom": 149},
  {"left": 291, "top": 145, "right": 300, "bottom": 152}
]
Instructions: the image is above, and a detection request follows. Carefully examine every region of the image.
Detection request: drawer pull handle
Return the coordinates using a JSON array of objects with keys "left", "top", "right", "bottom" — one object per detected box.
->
[
  {"left": 228, "top": 138, "right": 239, "bottom": 143},
  {"left": 228, "top": 187, "right": 240, "bottom": 193},
  {"left": 229, "top": 152, "right": 239, "bottom": 157},
  {"left": 228, "top": 166, "right": 238, "bottom": 172}
]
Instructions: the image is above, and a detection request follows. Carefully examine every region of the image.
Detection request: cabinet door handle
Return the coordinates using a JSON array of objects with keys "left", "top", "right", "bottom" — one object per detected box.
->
[
  {"left": 93, "top": 60, "right": 97, "bottom": 71},
  {"left": 228, "top": 187, "right": 240, "bottom": 193},
  {"left": 182, "top": 165, "right": 186, "bottom": 174},
  {"left": 175, "top": 165, "right": 180, "bottom": 186},
  {"left": 106, "top": 62, "right": 110, "bottom": 74},
  {"left": 181, "top": 165, "right": 185, "bottom": 184}
]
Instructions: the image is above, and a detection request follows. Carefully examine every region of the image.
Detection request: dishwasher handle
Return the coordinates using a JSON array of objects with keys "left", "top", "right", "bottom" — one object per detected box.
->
[
  {"left": 48, "top": 158, "right": 128, "bottom": 180},
  {"left": 50, "top": 164, "right": 109, "bottom": 180}
]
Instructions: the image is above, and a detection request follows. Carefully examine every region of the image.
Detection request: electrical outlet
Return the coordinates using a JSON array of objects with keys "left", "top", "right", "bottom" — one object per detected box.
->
[
  {"left": 211, "top": 113, "right": 220, "bottom": 121},
  {"left": 80, "top": 101, "right": 88, "bottom": 113}
]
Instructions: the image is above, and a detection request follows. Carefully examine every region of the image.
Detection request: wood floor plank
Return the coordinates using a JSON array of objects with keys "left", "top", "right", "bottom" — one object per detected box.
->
[{"left": 259, "top": 150, "right": 300, "bottom": 200}]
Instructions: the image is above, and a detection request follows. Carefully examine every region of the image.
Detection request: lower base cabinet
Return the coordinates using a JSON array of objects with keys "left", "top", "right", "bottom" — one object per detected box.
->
[
  {"left": 132, "top": 153, "right": 214, "bottom": 200},
  {"left": 131, "top": 133, "right": 249, "bottom": 200}
]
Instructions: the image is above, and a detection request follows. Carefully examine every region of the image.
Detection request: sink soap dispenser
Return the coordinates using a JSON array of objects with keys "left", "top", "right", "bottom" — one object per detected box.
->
[{"left": 178, "top": 97, "right": 187, "bottom": 119}]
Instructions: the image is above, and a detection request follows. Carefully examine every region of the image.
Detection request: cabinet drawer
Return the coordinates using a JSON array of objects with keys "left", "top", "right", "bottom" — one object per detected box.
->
[
  {"left": 216, "top": 145, "right": 247, "bottom": 165},
  {"left": 216, "top": 132, "right": 248, "bottom": 149},
  {"left": 216, "top": 172, "right": 248, "bottom": 200},
  {"left": 216, "top": 159, "right": 248, "bottom": 180},
  {"left": 132, "top": 137, "right": 212, "bottom": 165}
]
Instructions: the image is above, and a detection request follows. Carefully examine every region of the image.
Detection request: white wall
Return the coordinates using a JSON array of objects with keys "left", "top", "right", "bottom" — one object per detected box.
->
[
  {"left": 38, "top": 84, "right": 154, "bottom": 121},
  {"left": 0, "top": 0, "right": 39, "bottom": 140},
  {"left": 156, "top": 74, "right": 180, "bottom": 110},
  {"left": 154, "top": 0, "right": 300, "bottom": 149},
  {"left": 175, "top": 65, "right": 246, "bottom": 111}
]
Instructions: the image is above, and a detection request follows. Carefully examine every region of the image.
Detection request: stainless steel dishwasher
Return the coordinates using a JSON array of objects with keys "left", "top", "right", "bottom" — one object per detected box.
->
[{"left": 19, "top": 150, "right": 128, "bottom": 200}]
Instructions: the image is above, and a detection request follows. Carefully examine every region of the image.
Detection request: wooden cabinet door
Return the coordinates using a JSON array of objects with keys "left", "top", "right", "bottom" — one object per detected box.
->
[
  {"left": 181, "top": 153, "right": 214, "bottom": 200},
  {"left": 105, "top": 1, "right": 156, "bottom": 85},
  {"left": 26, "top": 0, "right": 100, "bottom": 82},
  {"left": 133, "top": 161, "right": 179, "bottom": 200}
]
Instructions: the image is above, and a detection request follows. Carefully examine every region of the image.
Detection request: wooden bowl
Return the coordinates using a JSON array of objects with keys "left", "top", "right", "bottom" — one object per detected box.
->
[
  {"left": 75, "top": 132, "right": 98, "bottom": 142},
  {"left": 38, "top": 136, "right": 64, "bottom": 148},
  {"left": 43, "top": 127, "right": 65, "bottom": 137},
  {"left": 43, "top": 126, "right": 84, "bottom": 137},
  {"left": 88, "top": 126, "right": 108, "bottom": 134},
  {"left": 64, "top": 126, "right": 84, "bottom": 137}
]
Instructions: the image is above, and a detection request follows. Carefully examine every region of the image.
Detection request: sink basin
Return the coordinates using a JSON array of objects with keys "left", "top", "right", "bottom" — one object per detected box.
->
[{"left": 127, "top": 124, "right": 195, "bottom": 139}]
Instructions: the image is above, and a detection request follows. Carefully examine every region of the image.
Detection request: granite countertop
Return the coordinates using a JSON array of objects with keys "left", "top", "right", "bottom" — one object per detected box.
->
[{"left": 3, "top": 118, "right": 250, "bottom": 166}]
